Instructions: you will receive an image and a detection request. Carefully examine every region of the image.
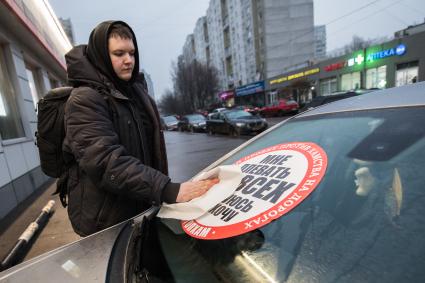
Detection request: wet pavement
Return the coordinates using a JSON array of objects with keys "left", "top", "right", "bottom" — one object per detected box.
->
[{"left": 166, "top": 131, "right": 248, "bottom": 182}]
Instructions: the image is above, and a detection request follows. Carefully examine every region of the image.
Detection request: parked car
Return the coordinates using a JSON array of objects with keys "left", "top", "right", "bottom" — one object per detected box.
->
[
  {"left": 2, "top": 82, "right": 425, "bottom": 282},
  {"left": 177, "top": 114, "right": 207, "bottom": 132},
  {"left": 207, "top": 107, "right": 227, "bottom": 120},
  {"left": 259, "top": 99, "right": 299, "bottom": 117},
  {"left": 160, "top": 115, "right": 179, "bottom": 131},
  {"left": 233, "top": 105, "right": 261, "bottom": 115},
  {"left": 300, "top": 89, "right": 375, "bottom": 112},
  {"left": 206, "top": 109, "right": 268, "bottom": 136}
]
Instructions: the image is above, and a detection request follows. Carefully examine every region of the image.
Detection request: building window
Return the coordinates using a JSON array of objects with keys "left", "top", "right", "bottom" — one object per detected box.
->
[
  {"left": 396, "top": 61, "right": 419, "bottom": 87},
  {"left": 341, "top": 72, "right": 361, "bottom": 91},
  {"left": 320, "top": 77, "right": 337, "bottom": 95},
  {"left": 49, "top": 77, "right": 59, "bottom": 89},
  {"left": 366, "top": 65, "right": 387, "bottom": 89},
  {"left": 26, "top": 67, "right": 40, "bottom": 108},
  {"left": 0, "top": 47, "right": 25, "bottom": 140}
]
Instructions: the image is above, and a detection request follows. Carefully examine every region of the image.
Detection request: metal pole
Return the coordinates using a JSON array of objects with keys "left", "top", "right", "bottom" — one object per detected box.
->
[{"left": 0, "top": 200, "right": 55, "bottom": 271}]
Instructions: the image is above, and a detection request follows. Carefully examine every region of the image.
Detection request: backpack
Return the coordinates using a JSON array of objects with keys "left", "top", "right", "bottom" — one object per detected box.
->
[
  {"left": 36, "top": 87, "right": 75, "bottom": 207},
  {"left": 36, "top": 86, "right": 74, "bottom": 178},
  {"left": 36, "top": 86, "right": 109, "bottom": 207}
]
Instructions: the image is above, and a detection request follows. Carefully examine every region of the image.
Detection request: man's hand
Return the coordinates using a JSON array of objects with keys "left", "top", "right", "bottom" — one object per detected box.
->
[{"left": 176, "top": 178, "right": 220, "bottom": 203}]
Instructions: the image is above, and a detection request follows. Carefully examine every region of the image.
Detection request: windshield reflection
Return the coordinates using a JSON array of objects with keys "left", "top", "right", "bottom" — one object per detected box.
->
[{"left": 156, "top": 107, "right": 425, "bottom": 283}]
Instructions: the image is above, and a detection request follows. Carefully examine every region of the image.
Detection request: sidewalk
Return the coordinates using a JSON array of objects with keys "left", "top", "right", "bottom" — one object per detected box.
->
[{"left": 0, "top": 180, "right": 80, "bottom": 264}]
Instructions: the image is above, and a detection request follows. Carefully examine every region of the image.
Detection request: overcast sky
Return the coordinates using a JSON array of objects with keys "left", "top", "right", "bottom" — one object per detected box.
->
[{"left": 49, "top": 0, "right": 425, "bottom": 100}]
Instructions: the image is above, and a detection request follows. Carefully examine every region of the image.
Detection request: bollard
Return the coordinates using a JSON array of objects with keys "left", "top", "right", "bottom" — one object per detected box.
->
[{"left": 0, "top": 200, "right": 55, "bottom": 271}]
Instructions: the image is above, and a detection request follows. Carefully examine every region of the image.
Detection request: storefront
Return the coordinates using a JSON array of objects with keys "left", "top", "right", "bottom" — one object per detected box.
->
[
  {"left": 266, "top": 67, "right": 320, "bottom": 106},
  {"left": 0, "top": 0, "right": 71, "bottom": 220},
  {"left": 266, "top": 27, "right": 425, "bottom": 99},
  {"left": 235, "top": 81, "right": 265, "bottom": 107},
  {"left": 218, "top": 90, "right": 235, "bottom": 108}
]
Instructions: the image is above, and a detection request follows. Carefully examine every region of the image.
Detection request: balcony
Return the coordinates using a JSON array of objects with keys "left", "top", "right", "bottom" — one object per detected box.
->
[{"left": 222, "top": 14, "right": 229, "bottom": 28}]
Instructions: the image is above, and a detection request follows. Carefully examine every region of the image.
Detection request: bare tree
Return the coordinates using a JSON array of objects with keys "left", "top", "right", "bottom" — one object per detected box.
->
[
  {"left": 172, "top": 56, "right": 219, "bottom": 114},
  {"left": 344, "top": 35, "right": 371, "bottom": 53},
  {"left": 157, "top": 89, "right": 183, "bottom": 115}
]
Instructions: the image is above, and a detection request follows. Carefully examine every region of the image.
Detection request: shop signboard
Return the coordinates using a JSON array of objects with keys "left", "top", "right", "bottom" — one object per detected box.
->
[
  {"left": 269, "top": 68, "right": 320, "bottom": 85},
  {"left": 324, "top": 43, "right": 407, "bottom": 72},
  {"left": 366, "top": 44, "right": 406, "bottom": 62},
  {"left": 219, "top": 90, "right": 234, "bottom": 100},
  {"left": 235, "top": 81, "right": 265, "bottom": 97}
]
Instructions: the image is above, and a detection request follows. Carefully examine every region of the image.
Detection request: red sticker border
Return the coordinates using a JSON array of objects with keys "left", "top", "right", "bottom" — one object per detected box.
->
[{"left": 182, "top": 142, "right": 328, "bottom": 240}]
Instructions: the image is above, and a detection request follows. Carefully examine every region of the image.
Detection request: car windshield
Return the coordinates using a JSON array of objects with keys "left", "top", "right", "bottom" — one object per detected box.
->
[
  {"left": 187, "top": 114, "right": 206, "bottom": 121},
  {"left": 163, "top": 116, "right": 178, "bottom": 123},
  {"left": 225, "top": 110, "right": 253, "bottom": 119},
  {"left": 156, "top": 106, "right": 425, "bottom": 282}
]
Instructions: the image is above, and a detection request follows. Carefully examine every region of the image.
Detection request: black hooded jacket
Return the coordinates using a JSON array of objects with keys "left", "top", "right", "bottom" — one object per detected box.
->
[{"left": 63, "top": 21, "right": 178, "bottom": 236}]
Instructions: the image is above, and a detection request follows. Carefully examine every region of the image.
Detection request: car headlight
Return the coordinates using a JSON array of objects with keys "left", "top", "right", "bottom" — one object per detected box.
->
[
  {"left": 235, "top": 122, "right": 246, "bottom": 127},
  {"left": 261, "top": 118, "right": 267, "bottom": 122}
]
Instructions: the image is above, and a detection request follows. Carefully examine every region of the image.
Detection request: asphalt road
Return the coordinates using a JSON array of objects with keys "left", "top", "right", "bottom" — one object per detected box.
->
[{"left": 166, "top": 131, "right": 248, "bottom": 182}]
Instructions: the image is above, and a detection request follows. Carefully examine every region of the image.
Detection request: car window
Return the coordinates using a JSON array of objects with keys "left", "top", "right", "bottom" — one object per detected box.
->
[
  {"left": 157, "top": 106, "right": 425, "bottom": 282},
  {"left": 225, "top": 110, "right": 253, "bottom": 119},
  {"left": 163, "top": 116, "right": 178, "bottom": 123},
  {"left": 210, "top": 113, "right": 219, "bottom": 120},
  {"left": 187, "top": 114, "right": 206, "bottom": 121}
]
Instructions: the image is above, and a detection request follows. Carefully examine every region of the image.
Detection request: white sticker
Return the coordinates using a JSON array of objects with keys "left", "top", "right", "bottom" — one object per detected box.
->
[{"left": 182, "top": 142, "right": 328, "bottom": 239}]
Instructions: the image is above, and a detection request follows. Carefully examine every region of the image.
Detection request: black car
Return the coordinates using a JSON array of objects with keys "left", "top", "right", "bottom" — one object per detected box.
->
[
  {"left": 160, "top": 115, "right": 179, "bottom": 131},
  {"left": 300, "top": 89, "right": 374, "bottom": 112},
  {"left": 206, "top": 110, "right": 268, "bottom": 136},
  {"left": 177, "top": 114, "right": 207, "bottom": 132}
]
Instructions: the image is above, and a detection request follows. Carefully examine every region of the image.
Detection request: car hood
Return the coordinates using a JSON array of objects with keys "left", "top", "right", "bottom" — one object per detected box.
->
[
  {"left": 0, "top": 222, "right": 125, "bottom": 282},
  {"left": 189, "top": 120, "right": 206, "bottom": 124}
]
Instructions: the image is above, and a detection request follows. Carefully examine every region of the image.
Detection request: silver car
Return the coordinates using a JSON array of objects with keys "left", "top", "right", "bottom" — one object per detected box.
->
[{"left": 1, "top": 82, "right": 425, "bottom": 282}]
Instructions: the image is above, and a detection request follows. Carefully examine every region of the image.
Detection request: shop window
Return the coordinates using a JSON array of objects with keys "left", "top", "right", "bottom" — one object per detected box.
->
[
  {"left": 0, "top": 47, "right": 25, "bottom": 140},
  {"left": 396, "top": 61, "right": 418, "bottom": 87},
  {"left": 366, "top": 65, "right": 387, "bottom": 89},
  {"left": 341, "top": 72, "right": 361, "bottom": 91},
  {"left": 320, "top": 77, "right": 337, "bottom": 95},
  {"left": 26, "top": 67, "right": 41, "bottom": 108}
]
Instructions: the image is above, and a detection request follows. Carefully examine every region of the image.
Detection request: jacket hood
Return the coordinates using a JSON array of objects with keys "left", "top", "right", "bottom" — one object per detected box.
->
[
  {"left": 66, "top": 20, "right": 140, "bottom": 90},
  {"left": 66, "top": 45, "right": 106, "bottom": 87}
]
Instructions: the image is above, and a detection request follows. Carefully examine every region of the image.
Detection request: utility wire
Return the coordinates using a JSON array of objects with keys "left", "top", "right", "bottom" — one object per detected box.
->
[
  {"left": 282, "top": 0, "right": 384, "bottom": 47},
  {"left": 327, "top": 0, "right": 405, "bottom": 41}
]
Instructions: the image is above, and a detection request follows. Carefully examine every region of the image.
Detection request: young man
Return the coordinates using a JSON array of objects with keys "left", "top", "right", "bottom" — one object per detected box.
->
[{"left": 63, "top": 21, "right": 217, "bottom": 236}]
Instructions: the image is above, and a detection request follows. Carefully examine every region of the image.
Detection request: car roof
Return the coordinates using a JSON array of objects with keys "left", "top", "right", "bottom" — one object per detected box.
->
[{"left": 299, "top": 82, "right": 425, "bottom": 117}]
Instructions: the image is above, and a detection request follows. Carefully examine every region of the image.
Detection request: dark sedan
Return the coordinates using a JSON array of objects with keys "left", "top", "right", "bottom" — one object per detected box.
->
[
  {"left": 300, "top": 89, "right": 375, "bottom": 112},
  {"left": 160, "top": 115, "right": 179, "bottom": 131},
  {"left": 206, "top": 110, "right": 268, "bottom": 136},
  {"left": 177, "top": 114, "right": 207, "bottom": 132}
]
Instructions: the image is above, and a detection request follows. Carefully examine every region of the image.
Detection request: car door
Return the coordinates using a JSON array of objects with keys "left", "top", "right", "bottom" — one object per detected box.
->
[
  {"left": 218, "top": 113, "right": 229, "bottom": 134},
  {"left": 207, "top": 113, "right": 221, "bottom": 133},
  {"left": 181, "top": 117, "right": 189, "bottom": 131}
]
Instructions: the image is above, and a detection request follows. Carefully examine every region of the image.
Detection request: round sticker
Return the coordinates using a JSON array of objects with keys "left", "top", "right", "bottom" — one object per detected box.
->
[{"left": 182, "top": 142, "right": 328, "bottom": 240}]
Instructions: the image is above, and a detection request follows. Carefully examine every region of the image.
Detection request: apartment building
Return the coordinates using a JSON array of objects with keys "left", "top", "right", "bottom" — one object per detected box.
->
[
  {"left": 182, "top": 0, "right": 315, "bottom": 98},
  {"left": 314, "top": 25, "right": 327, "bottom": 60}
]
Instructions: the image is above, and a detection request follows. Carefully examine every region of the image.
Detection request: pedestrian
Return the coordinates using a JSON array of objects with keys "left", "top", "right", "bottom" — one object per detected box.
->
[{"left": 63, "top": 20, "right": 218, "bottom": 236}]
